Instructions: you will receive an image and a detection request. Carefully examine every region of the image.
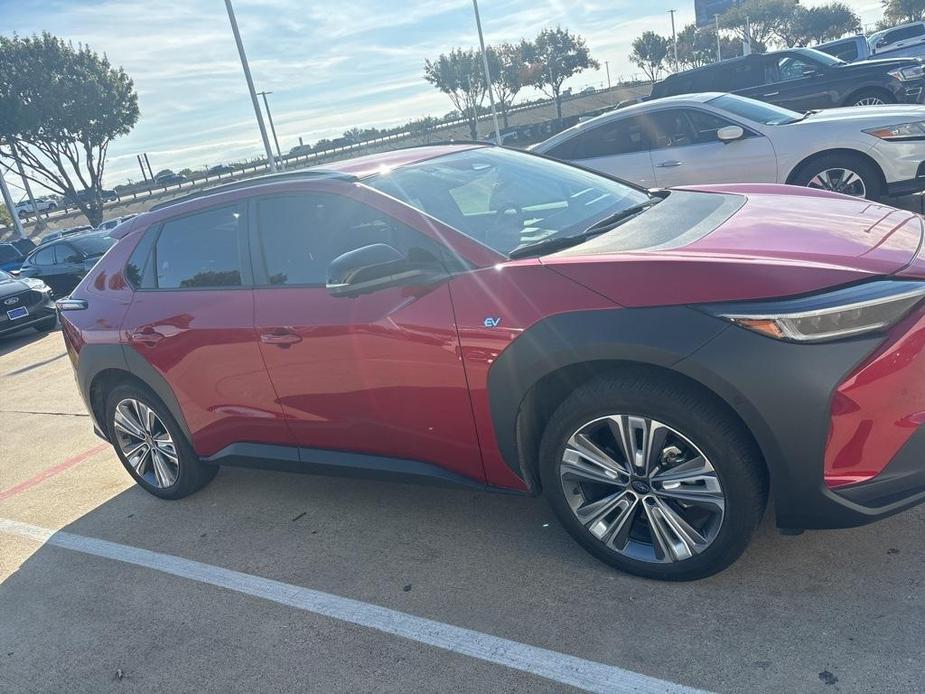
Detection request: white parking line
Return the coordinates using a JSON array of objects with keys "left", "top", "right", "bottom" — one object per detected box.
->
[{"left": 1, "top": 517, "right": 707, "bottom": 694}]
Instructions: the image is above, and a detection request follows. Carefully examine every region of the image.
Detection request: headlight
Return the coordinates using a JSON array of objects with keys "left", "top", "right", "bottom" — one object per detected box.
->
[
  {"left": 889, "top": 65, "right": 924, "bottom": 81},
  {"left": 21, "top": 277, "right": 50, "bottom": 292},
  {"left": 863, "top": 120, "right": 925, "bottom": 140},
  {"left": 707, "top": 281, "right": 925, "bottom": 342}
]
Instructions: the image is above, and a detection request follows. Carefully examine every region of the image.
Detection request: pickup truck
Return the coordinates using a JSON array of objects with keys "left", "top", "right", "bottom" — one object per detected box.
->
[{"left": 816, "top": 25, "right": 925, "bottom": 63}]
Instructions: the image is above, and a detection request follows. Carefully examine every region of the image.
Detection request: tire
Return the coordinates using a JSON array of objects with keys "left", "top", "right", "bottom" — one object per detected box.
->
[
  {"left": 791, "top": 153, "right": 882, "bottom": 200},
  {"left": 845, "top": 89, "right": 895, "bottom": 107},
  {"left": 32, "top": 316, "right": 57, "bottom": 332},
  {"left": 538, "top": 371, "right": 768, "bottom": 581},
  {"left": 105, "top": 382, "right": 218, "bottom": 499}
]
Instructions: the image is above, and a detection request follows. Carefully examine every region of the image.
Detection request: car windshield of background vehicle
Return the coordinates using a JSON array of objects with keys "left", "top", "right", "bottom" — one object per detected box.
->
[
  {"left": 366, "top": 147, "right": 651, "bottom": 256},
  {"left": 708, "top": 94, "right": 802, "bottom": 125},
  {"left": 70, "top": 234, "right": 116, "bottom": 257}
]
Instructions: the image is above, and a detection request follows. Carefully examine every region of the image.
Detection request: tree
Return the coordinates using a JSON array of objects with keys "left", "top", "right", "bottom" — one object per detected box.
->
[
  {"left": 424, "top": 48, "right": 486, "bottom": 139},
  {"left": 524, "top": 27, "right": 599, "bottom": 123},
  {"left": 0, "top": 202, "right": 11, "bottom": 230},
  {"left": 676, "top": 25, "right": 742, "bottom": 68},
  {"left": 0, "top": 33, "right": 139, "bottom": 227},
  {"left": 721, "top": 0, "right": 799, "bottom": 52},
  {"left": 487, "top": 42, "right": 531, "bottom": 128},
  {"left": 882, "top": 0, "right": 925, "bottom": 23},
  {"left": 629, "top": 31, "right": 670, "bottom": 82},
  {"left": 778, "top": 3, "right": 861, "bottom": 46}
]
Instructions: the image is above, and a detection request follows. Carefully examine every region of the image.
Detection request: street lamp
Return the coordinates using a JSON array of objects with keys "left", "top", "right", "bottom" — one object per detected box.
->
[
  {"left": 669, "top": 9, "right": 679, "bottom": 72},
  {"left": 471, "top": 0, "right": 502, "bottom": 145},
  {"left": 224, "top": 0, "right": 277, "bottom": 173},
  {"left": 257, "top": 90, "right": 283, "bottom": 167}
]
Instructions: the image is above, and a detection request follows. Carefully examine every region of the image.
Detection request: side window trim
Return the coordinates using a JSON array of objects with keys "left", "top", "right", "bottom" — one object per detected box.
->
[{"left": 137, "top": 202, "right": 251, "bottom": 292}]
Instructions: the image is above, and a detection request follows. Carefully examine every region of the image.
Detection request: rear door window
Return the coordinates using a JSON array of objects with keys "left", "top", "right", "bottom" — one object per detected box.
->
[
  {"left": 152, "top": 205, "right": 244, "bottom": 289},
  {"left": 547, "top": 116, "right": 652, "bottom": 160},
  {"left": 30, "top": 247, "right": 56, "bottom": 266},
  {"left": 54, "top": 244, "right": 82, "bottom": 263}
]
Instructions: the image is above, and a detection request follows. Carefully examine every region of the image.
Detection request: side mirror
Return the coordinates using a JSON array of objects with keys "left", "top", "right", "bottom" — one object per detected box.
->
[
  {"left": 717, "top": 125, "right": 745, "bottom": 143},
  {"left": 326, "top": 243, "right": 447, "bottom": 297}
]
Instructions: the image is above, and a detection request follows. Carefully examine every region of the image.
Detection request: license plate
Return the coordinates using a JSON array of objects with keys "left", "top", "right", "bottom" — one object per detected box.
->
[{"left": 6, "top": 306, "right": 28, "bottom": 320}]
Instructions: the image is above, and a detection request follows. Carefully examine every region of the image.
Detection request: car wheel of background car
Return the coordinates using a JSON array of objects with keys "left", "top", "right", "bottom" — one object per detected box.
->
[
  {"left": 538, "top": 371, "right": 768, "bottom": 581},
  {"left": 793, "top": 153, "right": 882, "bottom": 200},
  {"left": 32, "top": 316, "right": 57, "bottom": 333},
  {"left": 846, "top": 89, "right": 895, "bottom": 106},
  {"left": 105, "top": 383, "right": 218, "bottom": 500}
]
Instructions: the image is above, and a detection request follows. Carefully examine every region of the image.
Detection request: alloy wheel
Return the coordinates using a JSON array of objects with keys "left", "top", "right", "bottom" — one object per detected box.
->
[
  {"left": 855, "top": 97, "right": 885, "bottom": 106},
  {"left": 806, "top": 167, "right": 867, "bottom": 198},
  {"left": 558, "top": 415, "right": 725, "bottom": 564},
  {"left": 112, "top": 398, "right": 179, "bottom": 488}
]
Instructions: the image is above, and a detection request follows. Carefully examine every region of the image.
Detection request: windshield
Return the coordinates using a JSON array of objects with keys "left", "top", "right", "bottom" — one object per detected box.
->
[
  {"left": 70, "top": 233, "right": 115, "bottom": 257},
  {"left": 708, "top": 94, "right": 802, "bottom": 125},
  {"left": 365, "top": 147, "right": 651, "bottom": 256}
]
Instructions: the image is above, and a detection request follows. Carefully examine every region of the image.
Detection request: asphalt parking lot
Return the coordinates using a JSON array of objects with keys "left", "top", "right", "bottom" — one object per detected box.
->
[{"left": 1, "top": 328, "right": 923, "bottom": 694}]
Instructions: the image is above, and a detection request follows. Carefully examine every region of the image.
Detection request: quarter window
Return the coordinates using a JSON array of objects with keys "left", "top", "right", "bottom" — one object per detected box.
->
[
  {"left": 153, "top": 205, "right": 243, "bottom": 289},
  {"left": 254, "top": 193, "right": 443, "bottom": 286}
]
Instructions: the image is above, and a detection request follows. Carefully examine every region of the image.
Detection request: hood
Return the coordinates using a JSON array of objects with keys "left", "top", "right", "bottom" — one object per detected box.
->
[
  {"left": 540, "top": 186, "right": 924, "bottom": 307},
  {"left": 0, "top": 275, "right": 34, "bottom": 298},
  {"left": 794, "top": 104, "right": 925, "bottom": 126},
  {"left": 838, "top": 56, "right": 921, "bottom": 70}
]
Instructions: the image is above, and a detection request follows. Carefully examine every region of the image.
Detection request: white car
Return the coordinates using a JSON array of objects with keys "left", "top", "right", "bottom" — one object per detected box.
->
[
  {"left": 14, "top": 197, "right": 57, "bottom": 218},
  {"left": 533, "top": 93, "right": 925, "bottom": 200}
]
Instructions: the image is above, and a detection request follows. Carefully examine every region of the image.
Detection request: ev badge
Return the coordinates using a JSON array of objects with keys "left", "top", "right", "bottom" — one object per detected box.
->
[{"left": 483, "top": 316, "right": 502, "bottom": 328}]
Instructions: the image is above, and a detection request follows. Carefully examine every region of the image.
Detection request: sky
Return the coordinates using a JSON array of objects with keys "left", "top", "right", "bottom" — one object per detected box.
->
[{"left": 1, "top": 0, "right": 884, "bottom": 192}]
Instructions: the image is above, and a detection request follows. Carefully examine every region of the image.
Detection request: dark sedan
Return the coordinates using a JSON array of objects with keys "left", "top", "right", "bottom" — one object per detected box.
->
[
  {"left": 0, "top": 270, "right": 56, "bottom": 337},
  {"left": 18, "top": 231, "right": 116, "bottom": 297}
]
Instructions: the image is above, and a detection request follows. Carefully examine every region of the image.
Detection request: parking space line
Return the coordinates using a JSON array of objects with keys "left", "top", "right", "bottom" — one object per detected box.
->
[
  {"left": 0, "top": 444, "right": 108, "bottom": 501},
  {"left": 0, "top": 518, "right": 705, "bottom": 694}
]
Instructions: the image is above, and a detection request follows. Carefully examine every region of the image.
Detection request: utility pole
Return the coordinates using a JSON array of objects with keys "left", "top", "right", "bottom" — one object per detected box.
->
[
  {"left": 743, "top": 16, "right": 752, "bottom": 56},
  {"left": 137, "top": 155, "right": 149, "bottom": 183},
  {"left": 669, "top": 10, "right": 679, "bottom": 72},
  {"left": 605, "top": 61, "right": 612, "bottom": 90},
  {"left": 10, "top": 141, "right": 46, "bottom": 223},
  {"left": 0, "top": 165, "right": 25, "bottom": 239},
  {"left": 143, "top": 153, "right": 154, "bottom": 181},
  {"left": 715, "top": 14, "right": 722, "bottom": 62},
  {"left": 257, "top": 90, "right": 283, "bottom": 168},
  {"left": 471, "top": 0, "right": 502, "bottom": 145},
  {"left": 224, "top": 0, "right": 277, "bottom": 172}
]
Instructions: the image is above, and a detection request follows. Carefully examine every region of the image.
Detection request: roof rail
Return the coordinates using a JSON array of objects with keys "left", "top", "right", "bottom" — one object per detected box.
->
[{"left": 149, "top": 169, "right": 356, "bottom": 212}]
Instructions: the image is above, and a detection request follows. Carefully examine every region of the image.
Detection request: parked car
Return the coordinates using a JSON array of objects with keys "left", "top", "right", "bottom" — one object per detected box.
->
[
  {"left": 38, "top": 225, "right": 95, "bottom": 246},
  {"left": 815, "top": 29, "right": 925, "bottom": 63},
  {"left": 155, "top": 173, "right": 189, "bottom": 186},
  {"left": 208, "top": 164, "right": 234, "bottom": 175},
  {"left": 19, "top": 230, "right": 115, "bottom": 296},
  {"left": 96, "top": 214, "right": 138, "bottom": 231},
  {"left": 62, "top": 189, "right": 117, "bottom": 207},
  {"left": 869, "top": 21, "right": 925, "bottom": 57},
  {"left": 14, "top": 197, "right": 58, "bottom": 218},
  {"left": 650, "top": 47, "right": 925, "bottom": 110},
  {"left": 58, "top": 144, "right": 925, "bottom": 580},
  {"left": 533, "top": 92, "right": 925, "bottom": 200},
  {"left": 0, "top": 238, "right": 37, "bottom": 272},
  {"left": 0, "top": 269, "right": 56, "bottom": 337}
]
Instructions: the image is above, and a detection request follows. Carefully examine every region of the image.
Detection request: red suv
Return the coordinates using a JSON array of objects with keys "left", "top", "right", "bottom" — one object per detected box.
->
[{"left": 59, "top": 144, "right": 925, "bottom": 580}]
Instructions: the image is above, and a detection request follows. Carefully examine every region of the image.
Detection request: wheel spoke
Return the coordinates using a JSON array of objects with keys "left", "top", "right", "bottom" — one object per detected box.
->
[
  {"left": 643, "top": 497, "right": 707, "bottom": 562},
  {"left": 578, "top": 490, "right": 639, "bottom": 549},
  {"left": 154, "top": 440, "right": 178, "bottom": 463},
  {"left": 809, "top": 170, "right": 833, "bottom": 190},
  {"left": 564, "top": 433, "right": 630, "bottom": 482},
  {"left": 652, "top": 456, "right": 725, "bottom": 510},
  {"left": 150, "top": 448, "right": 176, "bottom": 488},
  {"left": 114, "top": 404, "right": 145, "bottom": 439},
  {"left": 128, "top": 443, "right": 150, "bottom": 475}
]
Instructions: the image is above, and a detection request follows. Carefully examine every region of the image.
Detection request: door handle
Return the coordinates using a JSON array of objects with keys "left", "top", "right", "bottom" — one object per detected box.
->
[
  {"left": 260, "top": 328, "right": 302, "bottom": 345},
  {"left": 656, "top": 160, "right": 683, "bottom": 168},
  {"left": 129, "top": 326, "right": 165, "bottom": 345},
  {"left": 762, "top": 91, "right": 780, "bottom": 97}
]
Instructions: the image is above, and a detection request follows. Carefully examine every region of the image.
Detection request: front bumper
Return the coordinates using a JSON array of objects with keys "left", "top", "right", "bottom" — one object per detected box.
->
[
  {"left": 674, "top": 307, "right": 925, "bottom": 530},
  {"left": 0, "top": 297, "right": 56, "bottom": 336}
]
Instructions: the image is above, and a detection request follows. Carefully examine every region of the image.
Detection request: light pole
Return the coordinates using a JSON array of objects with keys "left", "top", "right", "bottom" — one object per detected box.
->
[
  {"left": 715, "top": 14, "right": 722, "bottom": 62},
  {"left": 224, "top": 0, "right": 277, "bottom": 173},
  {"left": 605, "top": 61, "right": 611, "bottom": 90},
  {"left": 0, "top": 164, "right": 25, "bottom": 239},
  {"left": 669, "top": 9, "right": 679, "bottom": 72},
  {"left": 471, "top": 0, "right": 502, "bottom": 145},
  {"left": 10, "top": 141, "right": 46, "bottom": 224},
  {"left": 257, "top": 90, "right": 283, "bottom": 166}
]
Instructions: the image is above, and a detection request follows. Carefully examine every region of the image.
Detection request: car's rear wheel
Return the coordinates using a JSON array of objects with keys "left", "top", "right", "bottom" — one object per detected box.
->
[
  {"left": 539, "top": 372, "right": 767, "bottom": 581},
  {"left": 105, "top": 383, "right": 218, "bottom": 499},
  {"left": 792, "top": 153, "right": 882, "bottom": 200}
]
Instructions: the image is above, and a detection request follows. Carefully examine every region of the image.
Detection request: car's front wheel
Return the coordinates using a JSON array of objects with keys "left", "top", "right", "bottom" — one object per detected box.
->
[
  {"left": 539, "top": 372, "right": 768, "bottom": 581},
  {"left": 105, "top": 383, "right": 218, "bottom": 499},
  {"left": 792, "top": 153, "right": 882, "bottom": 200}
]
